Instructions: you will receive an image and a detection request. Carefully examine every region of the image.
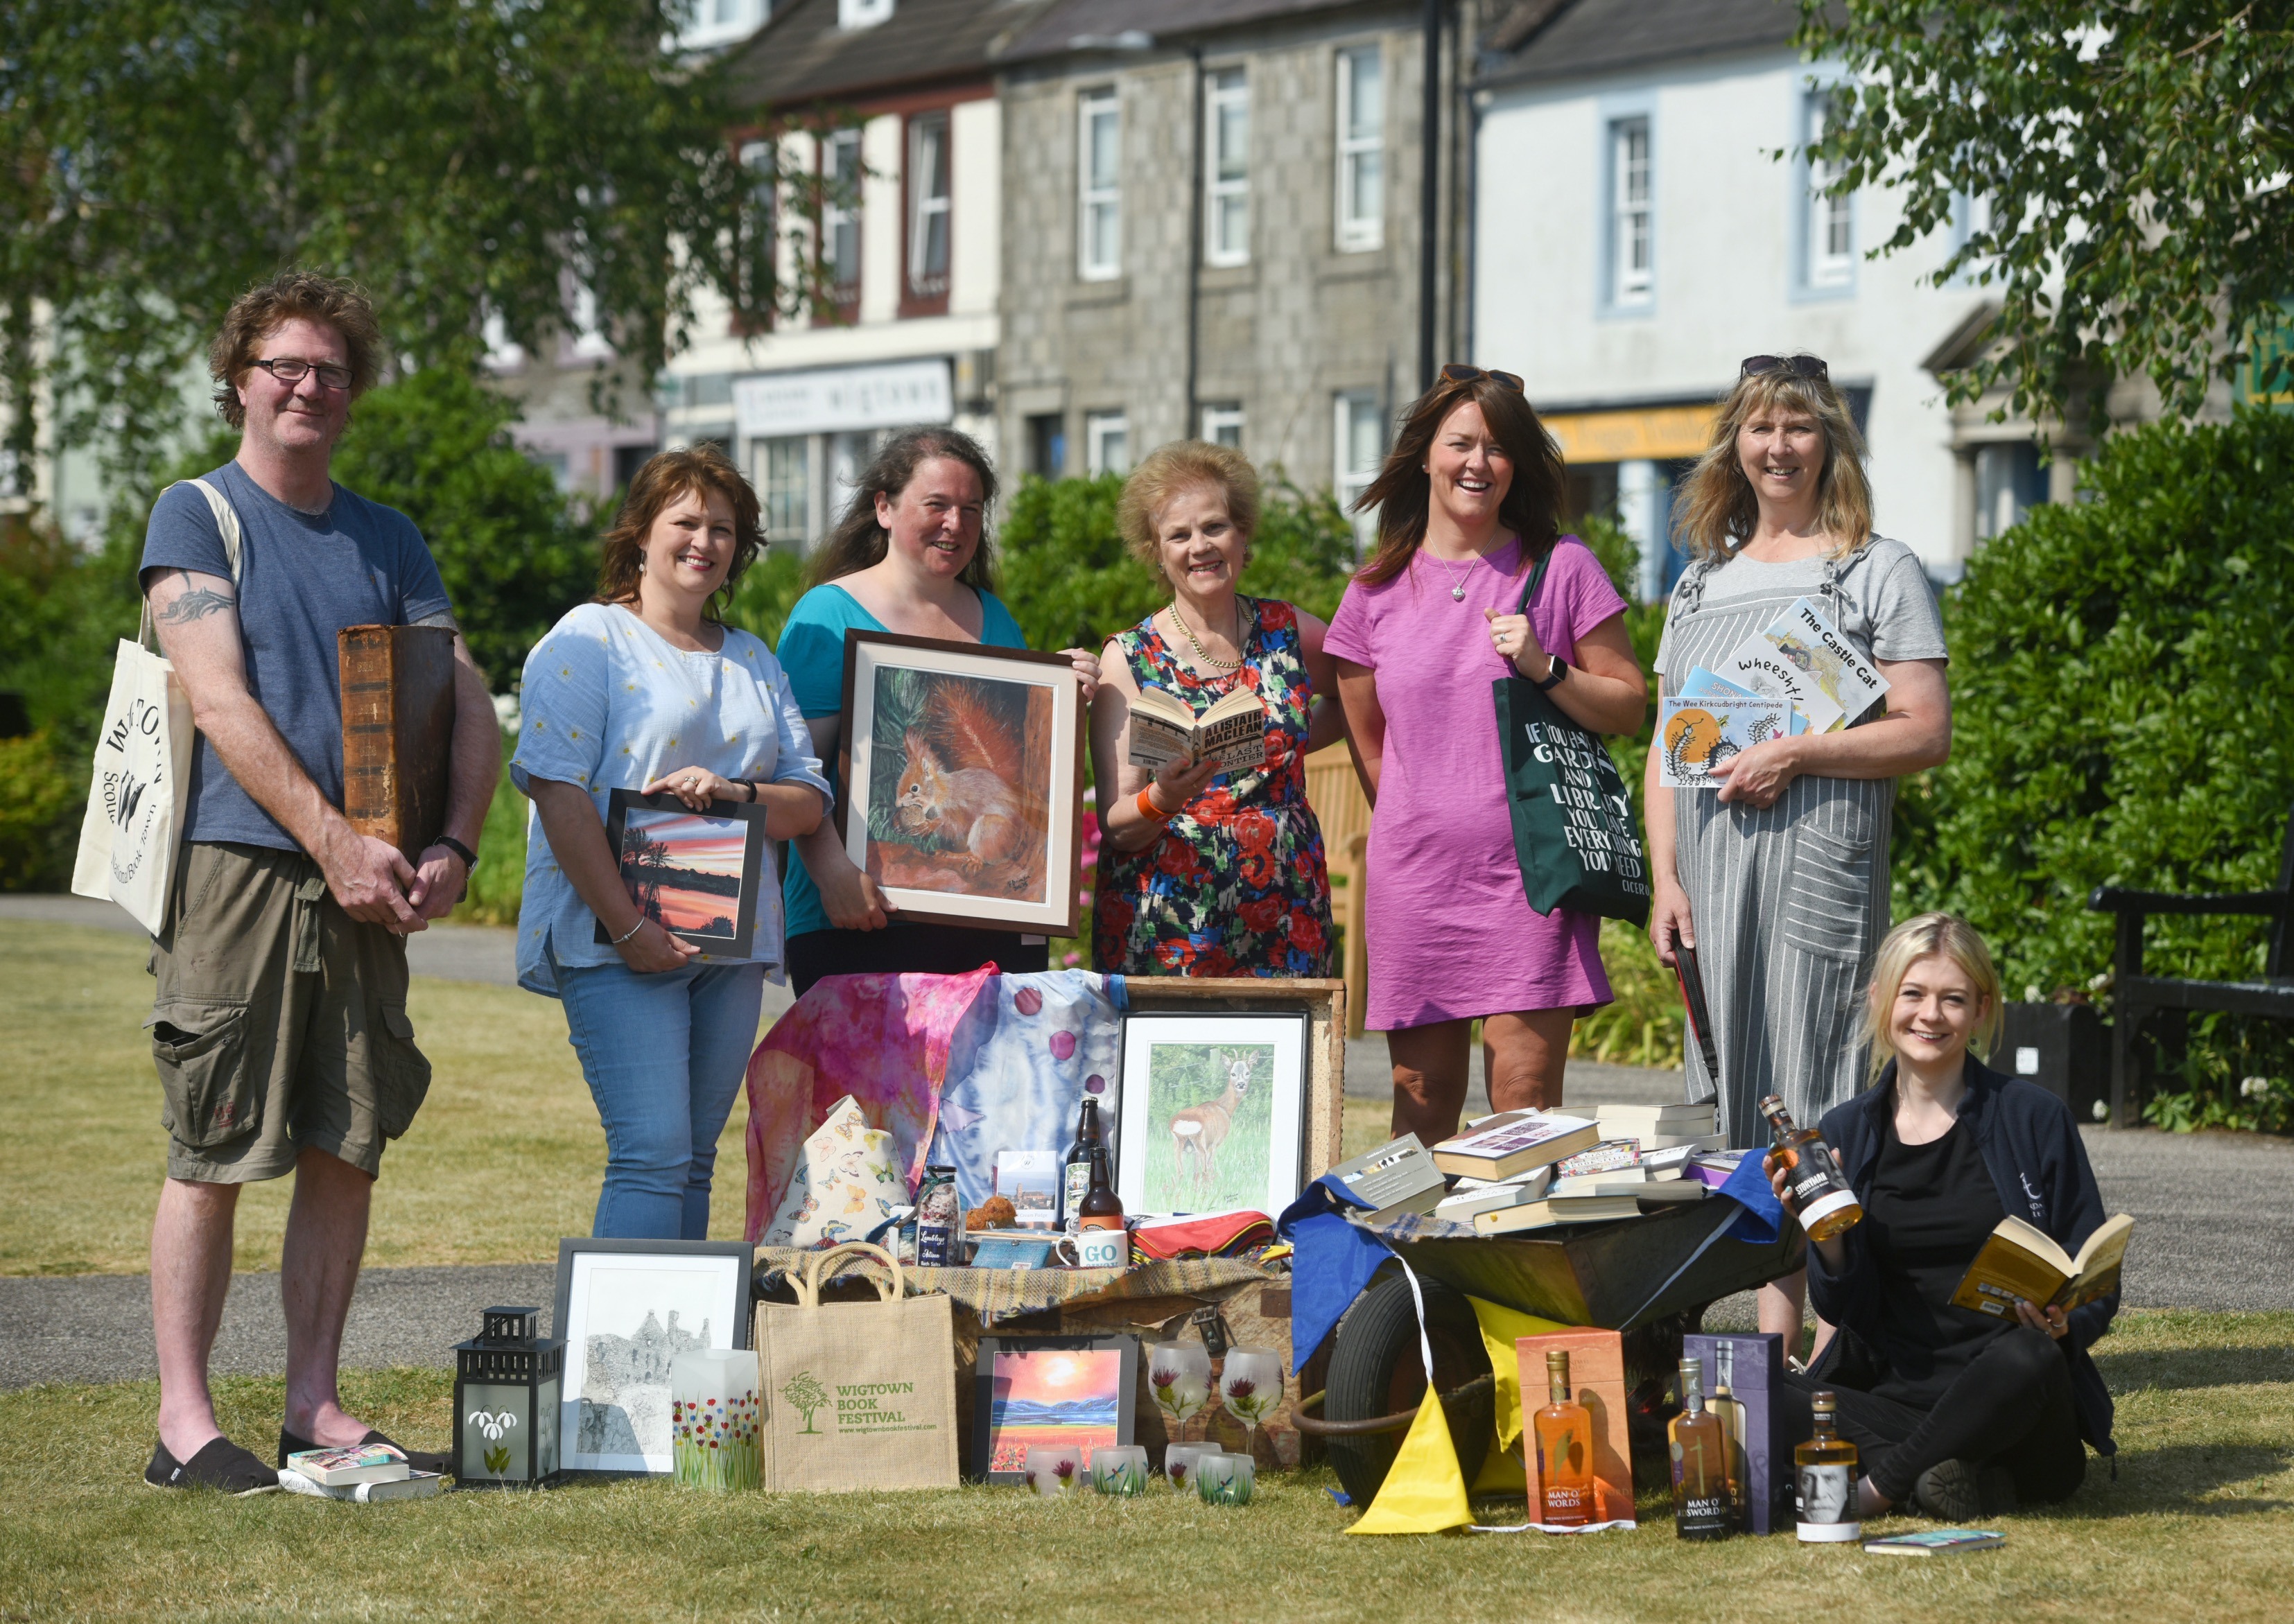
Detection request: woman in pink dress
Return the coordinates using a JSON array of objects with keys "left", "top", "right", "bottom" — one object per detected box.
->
[{"left": 1325, "top": 366, "right": 1648, "bottom": 1142}]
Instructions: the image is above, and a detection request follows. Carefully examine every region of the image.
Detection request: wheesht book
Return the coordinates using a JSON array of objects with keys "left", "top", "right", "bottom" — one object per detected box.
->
[{"left": 594, "top": 789, "right": 774, "bottom": 962}]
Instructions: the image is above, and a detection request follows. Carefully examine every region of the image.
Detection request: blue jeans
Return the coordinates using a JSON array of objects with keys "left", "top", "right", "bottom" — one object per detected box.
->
[{"left": 553, "top": 952, "right": 765, "bottom": 1239}]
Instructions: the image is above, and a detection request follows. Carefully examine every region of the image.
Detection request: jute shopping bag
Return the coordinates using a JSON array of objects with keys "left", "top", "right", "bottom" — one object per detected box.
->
[
  {"left": 754, "top": 1241, "right": 958, "bottom": 1492},
  {"left": 71, "top": 478, "right": 242, "bottom": 934}
]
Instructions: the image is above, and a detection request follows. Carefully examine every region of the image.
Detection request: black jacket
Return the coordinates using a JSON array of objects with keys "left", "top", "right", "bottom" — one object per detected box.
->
[{"left": 1805, "top": 1055, "right": 2119, "bottom": 1458}]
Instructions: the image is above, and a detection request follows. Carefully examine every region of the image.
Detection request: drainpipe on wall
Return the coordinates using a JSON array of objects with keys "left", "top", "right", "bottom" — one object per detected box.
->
[
  {"left": 1418, "top": 0, "right": 1443, "bottom": 392},
  {"left": 1185, "top": 43, "right": 1205, "bottom": 439}
]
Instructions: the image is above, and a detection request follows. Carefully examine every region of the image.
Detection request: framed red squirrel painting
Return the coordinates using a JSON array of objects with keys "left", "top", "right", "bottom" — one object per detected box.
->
[{"left": 836, "top": 631, "right": 1086, "bottom": 936}]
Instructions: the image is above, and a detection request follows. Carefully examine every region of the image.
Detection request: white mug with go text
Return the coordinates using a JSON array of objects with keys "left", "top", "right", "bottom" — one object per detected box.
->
[{"left": 1072, "top": 1226, "right": 1129, "bottom": 1269}]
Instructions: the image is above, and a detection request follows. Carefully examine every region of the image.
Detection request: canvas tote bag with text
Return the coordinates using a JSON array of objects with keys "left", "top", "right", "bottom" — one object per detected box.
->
[
  {"left": 754, "top": 1241, "right": 958, "bottom": 1492},
  {"left": 71, "top": 478, "right": 243, "bottom": 935},
  {"left": 1492, "top": 542, "right": 1652, "bottom": 927}
]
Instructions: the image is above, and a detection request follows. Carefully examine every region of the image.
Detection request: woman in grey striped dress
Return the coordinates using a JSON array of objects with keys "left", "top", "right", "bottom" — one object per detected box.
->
[{"left": 1645, "top": 355, "right": 1952, "bottom": 1350}]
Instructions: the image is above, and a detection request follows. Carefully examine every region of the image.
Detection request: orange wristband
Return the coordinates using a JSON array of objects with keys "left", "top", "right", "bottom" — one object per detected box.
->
[{"left": 1136, "top": 787, "right": 1175, "bottom": 824}]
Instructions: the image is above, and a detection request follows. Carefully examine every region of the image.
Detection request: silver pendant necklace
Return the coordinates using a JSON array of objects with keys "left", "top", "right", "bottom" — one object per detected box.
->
[{"left": 1429, "top": 550, "right": 1472, "bottom": 601}]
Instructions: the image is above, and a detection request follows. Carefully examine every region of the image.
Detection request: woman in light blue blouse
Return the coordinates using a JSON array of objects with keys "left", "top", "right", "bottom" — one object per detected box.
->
[{"left": 513, "top": 446, "right": 830, "bottom": 1239}]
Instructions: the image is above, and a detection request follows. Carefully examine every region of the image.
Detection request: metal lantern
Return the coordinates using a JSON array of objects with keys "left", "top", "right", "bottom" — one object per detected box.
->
[{"left": 453, "top": 1306, "right": 564, "bottom": 1488}]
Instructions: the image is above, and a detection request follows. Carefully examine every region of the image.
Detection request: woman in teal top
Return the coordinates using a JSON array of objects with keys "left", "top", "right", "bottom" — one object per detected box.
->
[{"left": 776, "top": 426, "right": 1100, "bottom": 993}]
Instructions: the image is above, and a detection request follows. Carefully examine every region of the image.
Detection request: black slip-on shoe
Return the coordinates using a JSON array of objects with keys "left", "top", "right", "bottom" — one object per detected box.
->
[
  {"left": 279, "top": 1426, "right": 451, "bottom": 1478},
  {"left": 146, "top": 1437, "right": 281, "bottom": 1495}
]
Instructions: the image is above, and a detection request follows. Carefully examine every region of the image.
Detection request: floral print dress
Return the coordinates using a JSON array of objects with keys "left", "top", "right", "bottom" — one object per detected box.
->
[{"left": 1093, "top": 597, "right": 1334, "bottom": 977}]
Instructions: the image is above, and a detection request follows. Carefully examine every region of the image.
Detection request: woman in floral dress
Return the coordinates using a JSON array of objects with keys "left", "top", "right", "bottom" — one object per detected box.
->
[{"left": 1090, "top": 441, "right": 1346, "bottom": 977}]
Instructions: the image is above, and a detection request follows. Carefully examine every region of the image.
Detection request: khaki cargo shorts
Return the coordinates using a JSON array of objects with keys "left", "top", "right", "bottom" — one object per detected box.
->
[{"left": 148, "top": 841, "right": 433, "bottom": 1183}]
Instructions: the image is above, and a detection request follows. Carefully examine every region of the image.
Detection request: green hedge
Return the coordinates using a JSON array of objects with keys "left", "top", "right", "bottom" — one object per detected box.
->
[{"left": 1904, "top": 405, "right": 2294, "bottom": 1129}]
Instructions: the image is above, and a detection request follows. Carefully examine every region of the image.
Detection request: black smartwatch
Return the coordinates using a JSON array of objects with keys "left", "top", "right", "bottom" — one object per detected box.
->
[
  {"left": 1533, "top": 655, "right": 1569, "bottom": 692},
  {"left": 435, "top": 835, "right": 478, "bottom": 871}
]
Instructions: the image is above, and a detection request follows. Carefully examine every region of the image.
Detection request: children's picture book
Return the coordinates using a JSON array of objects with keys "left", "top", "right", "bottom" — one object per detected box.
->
[
  {"left": 1719, "top": 597, "right": 1892, "bottom": 733},
  {"left": 1125, "top": 685, "right": 1267, "bottom": 775},
  {"left": 1680, "top": 666, "right": 1808, "bottom": 734},
  {"left": 1430, "top": 1112, "right": 1601, "bottom": 1181},
  {"left": 1658, "top": 696, "right": 1793, "bottom": 789},
  {"left": 1862, "top": 1528, "right": 2006, "bottom": 1555},
  {"left": 1949, "top": 1212, "right": 2134, "bottom": 1318}
]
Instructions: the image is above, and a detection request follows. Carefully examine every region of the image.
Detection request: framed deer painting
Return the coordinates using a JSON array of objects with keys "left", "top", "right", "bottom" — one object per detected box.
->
[
  {"left": 1114, "top": 1013, "right": 1310, "bottom": 1217},
  {"left": 837, "top": 631, "right": 1087, "bottom": 936}
]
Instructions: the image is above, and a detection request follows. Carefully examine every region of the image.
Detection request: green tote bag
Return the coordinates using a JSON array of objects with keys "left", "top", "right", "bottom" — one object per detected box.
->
[{"left": 1492, "top": 545, "right": 1653, "bottom": 927}]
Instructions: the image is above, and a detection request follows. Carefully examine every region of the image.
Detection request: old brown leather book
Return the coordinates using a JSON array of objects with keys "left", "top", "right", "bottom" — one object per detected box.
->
[{"left": 339, "top": 624, "right": 456, "bottom": 859}]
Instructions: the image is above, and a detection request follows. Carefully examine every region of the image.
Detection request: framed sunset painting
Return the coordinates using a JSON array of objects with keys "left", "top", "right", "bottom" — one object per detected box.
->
[
  {"left": 970, "top": 1336, "right": 1137, "bottom": 1483},
  {"left": 595, "top": 790, "right": 773, "bottom": 961}
]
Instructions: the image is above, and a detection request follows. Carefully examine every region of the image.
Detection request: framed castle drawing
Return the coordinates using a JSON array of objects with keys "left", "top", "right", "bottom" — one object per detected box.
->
[
  {"left": 837, "top": 631, "right": 1086, "bottom": 936},
  {"left": 1114, "top": 1012, "right": 1309, "bottom": 1219},
  {"left": 552, "top": 1239, "right": 752, "bottom": 1477}
]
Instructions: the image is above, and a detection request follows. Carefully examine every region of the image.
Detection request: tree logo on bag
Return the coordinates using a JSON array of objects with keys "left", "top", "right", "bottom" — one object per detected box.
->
[{"left": 781, "top": 1370, "right": 831, "bottom": 1435}]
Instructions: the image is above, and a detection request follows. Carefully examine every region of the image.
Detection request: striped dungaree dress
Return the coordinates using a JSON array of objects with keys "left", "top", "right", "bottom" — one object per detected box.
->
[{"left": 1661, "top": 549, "right": 1901, "bottom": 1146}]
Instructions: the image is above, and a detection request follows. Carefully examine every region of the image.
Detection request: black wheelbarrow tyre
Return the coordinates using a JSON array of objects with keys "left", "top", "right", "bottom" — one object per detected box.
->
[{"left": 1322, "top": 1273, "right": 1495, "bottom": 1505}]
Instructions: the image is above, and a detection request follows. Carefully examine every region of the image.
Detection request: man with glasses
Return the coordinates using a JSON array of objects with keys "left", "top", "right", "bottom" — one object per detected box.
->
[{"left": 134, "top": 272, "right": 499, "bottom": 1491}]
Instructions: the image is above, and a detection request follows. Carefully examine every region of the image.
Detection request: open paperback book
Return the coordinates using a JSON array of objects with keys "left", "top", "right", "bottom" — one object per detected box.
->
[
  {"left": 1126, "top": 686, "right": 1267, "bottom": 775},
  {"left": 1949, "top": 1213, "right": 2134, "bottom": 1318}
]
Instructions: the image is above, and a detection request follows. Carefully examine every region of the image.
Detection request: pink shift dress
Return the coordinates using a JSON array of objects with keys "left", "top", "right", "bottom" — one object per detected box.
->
[{"left": 1322, "top": 535, "right": 1629, "bottom": 1030}]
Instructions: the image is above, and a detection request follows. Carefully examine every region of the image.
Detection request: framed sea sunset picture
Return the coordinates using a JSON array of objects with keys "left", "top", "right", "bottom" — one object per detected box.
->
[
  {"left": 971, "top": 1335, "right": 1137, "bottom": 1483},
  {"left": 595, "top": 790, "right": 772, "bottom": 961}
]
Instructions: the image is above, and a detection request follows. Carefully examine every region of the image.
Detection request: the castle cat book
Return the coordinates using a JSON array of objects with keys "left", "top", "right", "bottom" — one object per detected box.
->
[
  {"left": 1126, "top": 686, "right": 1267, "bottom": 775},
  {"left": 1950, "top": 1213, "right": 2134, "bottom": 1318},
  {"left": 1718, "top": 596, "right": 1891, "bottom": 733},
  {"left": 339, "top": 624, "right": 455, "bottom": 860}
]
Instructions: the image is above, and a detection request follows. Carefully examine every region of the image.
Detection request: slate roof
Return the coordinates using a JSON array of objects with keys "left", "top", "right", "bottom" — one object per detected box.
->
[
  {"left": 1475, "top": 0, "right": 1805, "bottom": 90},
  {"left": 995, "top": 0, "right": 1390, "bottom": 64},
  {"left": 722, "top": 0, "right": 1059, "bottom": 107}
]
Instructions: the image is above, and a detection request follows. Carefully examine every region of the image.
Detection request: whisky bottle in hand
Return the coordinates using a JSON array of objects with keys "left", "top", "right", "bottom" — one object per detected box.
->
[
  {"left": 1794, "top": 1389, "right": 1862, "bottom": 1542},
  {"left": 1669, "top": 1357, "right": 1733, "bottom": 1541},
  {"left": 1531, "top": 1350, "right": 1594, "bottom": 1527},
  {"left": 1759, "top": 1094, "right": 1863, "bottom": 1242}
]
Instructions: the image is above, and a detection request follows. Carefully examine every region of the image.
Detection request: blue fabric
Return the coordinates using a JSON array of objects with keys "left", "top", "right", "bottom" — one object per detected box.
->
[
  {"left": 1807, "top": 1056, "right": 2119, "bottom": 1457},
  {"left": 551, "top": 948, "right": 766, "bottom": 1239},
  {"left": 138, "top": 462, "right": 451, "bottom": 852},
  {"left": 924, "top": 970, "right": 1122, "bottom": 1210},
  {"left": 772, "top": 582, "right": 1027, "bottom": 939},
  {"left": 1278, "top": 1175, "right": 1393, "bottom": 1375},
  {"left": 1719, "top": 1149, "right": 1786, "bottom": 1243},
  {"left": 510, "top": 602, "right": 831, "bottom": 994}
]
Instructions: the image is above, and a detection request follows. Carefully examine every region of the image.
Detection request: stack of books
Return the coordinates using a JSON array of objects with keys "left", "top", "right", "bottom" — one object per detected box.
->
[
  {"left": 279, "top": 1442, "right": 440, "bottom": 1502},
  {"left": 1594, "top": 1101, "right": 1724, "bottom": 1152}
]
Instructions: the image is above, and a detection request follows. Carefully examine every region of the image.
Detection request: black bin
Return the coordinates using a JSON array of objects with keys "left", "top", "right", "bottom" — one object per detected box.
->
[{"left": 1989, "top": 1002, "right": 2108, "bottom": 1124}]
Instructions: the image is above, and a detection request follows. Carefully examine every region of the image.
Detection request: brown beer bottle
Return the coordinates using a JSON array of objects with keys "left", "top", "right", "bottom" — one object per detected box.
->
[
  {"left": 1078, "top": 1146, "right": 1125, "bottom": 1231},
  {"left": 1758, "top": 1094, "right": 1863, "bottom": 1242}
]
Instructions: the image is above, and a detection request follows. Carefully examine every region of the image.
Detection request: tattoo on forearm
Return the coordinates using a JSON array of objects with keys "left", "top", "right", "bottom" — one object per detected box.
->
[{"left": 155, "top": 573, "right": 238, "bottom": 624}]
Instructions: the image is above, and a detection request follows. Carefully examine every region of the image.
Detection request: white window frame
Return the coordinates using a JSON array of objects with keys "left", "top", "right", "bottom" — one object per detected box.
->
[
  {"left": 906, "top": 112, "right": 951, "bottom": 299},
  {"left": 837, "top": 0, "right": 894, "bottom": 30},
  {"left": 822, "top": 129, "right": 863, "bottom": 299},
  {"left": 1804, "top": 90, "right": 1854, "bottom": 291},
  {"left": 1085, "top": 410, "right": 1130, "bottom": 476},
  {"left": 1200, "top": 403, "right": 1244, "bottom": 448},
  {"left": 1607, "top": 116, "right": 1653, "bottom": 307},
  {"left": 758, "top": 435, "right": 813, "bottom": 550},
  {"left": 1078, "top": 89, "right": 1122, "bottom": 281},
  {"left": 1205, "top": 67, "right": 1250, "bottom": 268},
  {"left": 1335, "top": 390, "right": 1384, "bottom": 548},
  {"left": 1335, "top": 45, "right": 1384, "bottom": 252}
]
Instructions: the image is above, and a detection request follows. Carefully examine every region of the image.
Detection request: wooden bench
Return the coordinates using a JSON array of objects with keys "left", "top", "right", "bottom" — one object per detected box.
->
[
  {"left": 2086, "top": 804, "right": 2294, "bottom": 1126},
  {"left": 1304, "top": 744, "right": 1371, "bottom": 1038}
]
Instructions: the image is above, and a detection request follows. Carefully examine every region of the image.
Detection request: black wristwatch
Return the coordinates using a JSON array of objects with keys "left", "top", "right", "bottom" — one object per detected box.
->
[
  {"left": 435, "top": 835, "right": 478, "bottom": 871},
  {"left": 1533, "top": 655, "right": 1569, "bottom": 692}
]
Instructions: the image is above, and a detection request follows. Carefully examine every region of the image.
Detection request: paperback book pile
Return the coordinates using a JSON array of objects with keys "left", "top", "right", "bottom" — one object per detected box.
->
[
  {"left": 1415, "top": 1110, "right": 1713, "bottom": 1237},
  {"left": 1594, "top": 1102, "right": 1721, "bottom": 1151},
  {"left": 279, "top": 1442, "right": 440, "bottom": 1503}
]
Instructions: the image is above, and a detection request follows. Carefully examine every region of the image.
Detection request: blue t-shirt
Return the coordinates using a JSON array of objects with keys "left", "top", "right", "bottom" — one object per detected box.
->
[
  {"left": 138, "top": 461, "right": 452, "bottom": 853},
  {"left": 774, "top": 582, "right": 1027, "bottom": 939}
]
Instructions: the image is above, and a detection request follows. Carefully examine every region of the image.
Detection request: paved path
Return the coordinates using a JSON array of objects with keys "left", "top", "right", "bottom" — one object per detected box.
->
[{"left": 3, "top": 896, "right": 2287, "bottom": 1390}]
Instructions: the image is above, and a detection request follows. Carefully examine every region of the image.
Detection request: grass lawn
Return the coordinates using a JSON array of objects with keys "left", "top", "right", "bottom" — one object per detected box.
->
[{"left": 1, "top": 1311, "right": 2288, "bottom": 1621}]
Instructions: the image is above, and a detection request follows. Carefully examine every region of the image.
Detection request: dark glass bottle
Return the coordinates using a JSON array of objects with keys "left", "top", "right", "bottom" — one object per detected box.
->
[
  {"left": 1078, "top": 1145, "right": 1125, "bottom": 1231},
  {"left": 1061, "top": 1097, "right": 1104, "bottom": 1232}
]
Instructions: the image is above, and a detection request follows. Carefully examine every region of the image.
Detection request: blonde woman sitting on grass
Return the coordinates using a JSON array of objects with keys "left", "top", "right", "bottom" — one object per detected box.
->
[{"left": 1769, "top": 913, "right": 2119, "bottom": 1521}]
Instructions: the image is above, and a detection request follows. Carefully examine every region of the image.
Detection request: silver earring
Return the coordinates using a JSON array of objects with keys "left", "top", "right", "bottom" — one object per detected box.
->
[{"left": 638, "top": 557, "right": 647, "bottom": 574}]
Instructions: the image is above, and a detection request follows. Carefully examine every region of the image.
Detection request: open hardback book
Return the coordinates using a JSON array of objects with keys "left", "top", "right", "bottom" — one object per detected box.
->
[
  {"left": 1126, "top": 686, "right": 1267, "bottom": 775},
  {"left": 1949, "top": 1213, "right": 2133, "bottom": 1318}
]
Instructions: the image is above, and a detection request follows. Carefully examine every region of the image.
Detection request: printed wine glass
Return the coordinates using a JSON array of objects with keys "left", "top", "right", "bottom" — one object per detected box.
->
[
  {"left": 1218, "top": 1345, "right": 1284, "bottom": 1463},
  {"left": 1148, "top": 1339, "right": 1213, "bottom": 1445}
]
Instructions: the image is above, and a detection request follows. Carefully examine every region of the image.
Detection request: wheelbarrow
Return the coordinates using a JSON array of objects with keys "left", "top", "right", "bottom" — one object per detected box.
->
[{"left": 1292, "top": 1198, "right": 1804, "bottom": 1503}]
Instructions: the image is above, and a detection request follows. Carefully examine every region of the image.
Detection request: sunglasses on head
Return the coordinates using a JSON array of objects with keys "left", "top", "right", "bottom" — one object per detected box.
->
[
  {"left": 1740, "top": 354, "right": 1830, "bottom": 382},
  {"left": 1440, "top": 363, "right": 1524, "bottom": 392}
]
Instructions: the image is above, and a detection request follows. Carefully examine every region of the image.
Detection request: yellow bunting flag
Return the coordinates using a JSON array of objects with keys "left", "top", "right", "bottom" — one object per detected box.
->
[
  {"left": 1346, "top": 1386, "right": 1472, "bottom": 1535},
  {"left": 1466, "top": 1296, "right": 1571, "bottom": 1452}
]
